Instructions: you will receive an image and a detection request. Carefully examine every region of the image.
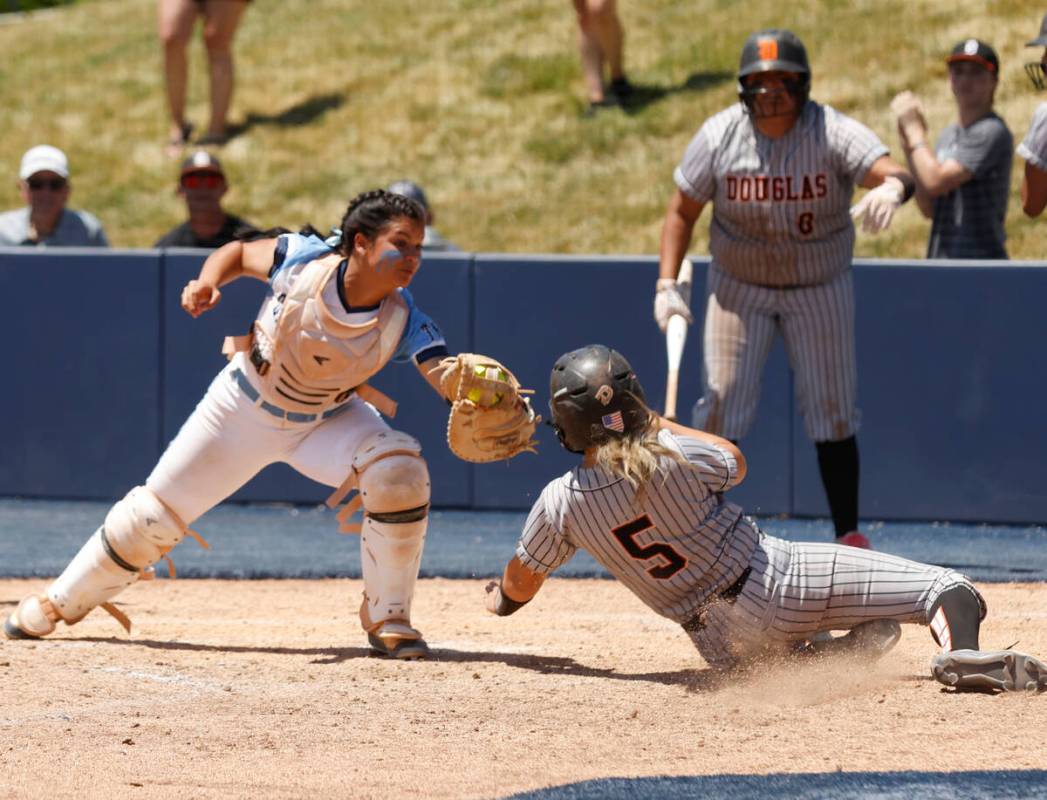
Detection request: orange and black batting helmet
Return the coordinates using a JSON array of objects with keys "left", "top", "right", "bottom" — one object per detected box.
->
[{"left": 737, "top": 29, "right": 811, "bottom": 112}]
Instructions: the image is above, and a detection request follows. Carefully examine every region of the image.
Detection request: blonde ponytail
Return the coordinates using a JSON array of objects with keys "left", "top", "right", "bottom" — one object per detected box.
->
[{"left": 594, "top": 417, "right": 687, "bottom": 498}]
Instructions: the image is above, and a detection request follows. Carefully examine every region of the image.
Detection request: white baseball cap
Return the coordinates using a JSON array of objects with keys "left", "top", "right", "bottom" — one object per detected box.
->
[{"left": 19, "top": 145, "right": 70, "bottom": 180}]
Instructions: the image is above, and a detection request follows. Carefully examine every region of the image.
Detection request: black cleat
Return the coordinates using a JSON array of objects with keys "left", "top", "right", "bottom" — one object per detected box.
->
[
  {"left": 795, "top": 619, "right": 902, "bottom": 659},
  {"left": 367, "top": 632, "right": 430, "bottom": 660},
  {"left": 3, "top": 614, "right": 37, "bottom": 640}
]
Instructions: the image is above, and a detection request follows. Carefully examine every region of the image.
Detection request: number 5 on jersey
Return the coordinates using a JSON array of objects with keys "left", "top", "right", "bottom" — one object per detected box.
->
[{"left": 612, "top": 515, "right": 688, "bottom": 579}]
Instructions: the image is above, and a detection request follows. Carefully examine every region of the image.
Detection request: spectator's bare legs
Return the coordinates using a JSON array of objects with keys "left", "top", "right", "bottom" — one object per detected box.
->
[
  {"left": 573, "top": 0, "right": 626, "bottom": 106},
  {"left": 200, "top": 0, "right": 248, "bottom": 143},
  {"left": 159, "top": 0, "right": 199, "bottom": 151},
  {"left": 575, "top": 0, "right": 605, "bottom": 103},
  {"left": 590, "top": 0, "right": 624, "bottom": 84}
]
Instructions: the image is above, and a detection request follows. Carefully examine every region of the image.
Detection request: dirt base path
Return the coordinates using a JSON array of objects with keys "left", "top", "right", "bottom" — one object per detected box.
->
[{"left": 2, "top": 579, "right": 1045, "bottom": 799}]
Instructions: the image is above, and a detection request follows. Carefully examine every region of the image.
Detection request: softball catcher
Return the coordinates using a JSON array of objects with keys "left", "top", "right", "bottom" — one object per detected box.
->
[
  {"left": 5, "top": 189, "right": 538, "bottom": 659},
  {"left": 655, "top": 29, "right": 917, "bottom": 549},
  {"left": 485, "top": 345, "right": 1047, "bottom": 693}
]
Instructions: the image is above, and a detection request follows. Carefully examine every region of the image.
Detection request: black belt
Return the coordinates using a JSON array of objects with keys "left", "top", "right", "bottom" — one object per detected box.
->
[{"left": 681, "top": 566, "right": 752, "bottom": 633}]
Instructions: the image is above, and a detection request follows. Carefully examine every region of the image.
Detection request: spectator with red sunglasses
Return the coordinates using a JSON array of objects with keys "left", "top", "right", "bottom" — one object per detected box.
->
[
  {"left": 0, "top": 145, "right": 109, "bottom": 248},
  {"left": 154, "top": 151, "right": 256, "bottom": 249}
]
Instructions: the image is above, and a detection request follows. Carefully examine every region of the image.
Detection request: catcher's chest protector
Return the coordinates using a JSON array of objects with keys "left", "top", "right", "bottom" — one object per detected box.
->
[{"left": 249, "top": 256, "right": 409, "bottom": 414}]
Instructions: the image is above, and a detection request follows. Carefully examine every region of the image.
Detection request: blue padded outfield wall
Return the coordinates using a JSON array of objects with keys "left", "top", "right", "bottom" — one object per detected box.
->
[{"left": 2, "top": 247, "right": 1045, "bottom": 524}]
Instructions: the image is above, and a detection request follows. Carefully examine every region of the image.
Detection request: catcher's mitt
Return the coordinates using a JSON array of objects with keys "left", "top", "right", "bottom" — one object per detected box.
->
[{"left": 430, "top": 353, "right": 540, "bottom": 463}]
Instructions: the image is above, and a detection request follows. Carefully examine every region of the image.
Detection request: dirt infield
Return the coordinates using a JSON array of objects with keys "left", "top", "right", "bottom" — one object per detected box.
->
[{"left": 2, "top": 578, "right": 1045, "bottom": 799}]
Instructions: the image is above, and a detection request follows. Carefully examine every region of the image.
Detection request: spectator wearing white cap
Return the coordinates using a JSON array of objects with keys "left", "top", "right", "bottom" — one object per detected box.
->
[
  {"left": 154, "top": 150, "right": 256, "bottom": 248},
  {"left": 1019, "top": 13, "right": 1047, "bottom": 217},
  {"left": 0, "top": 145, "right": 109, "bottom": 248}
]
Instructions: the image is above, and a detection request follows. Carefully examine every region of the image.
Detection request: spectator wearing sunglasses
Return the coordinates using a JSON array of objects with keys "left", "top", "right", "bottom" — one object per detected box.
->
[
  {"left": 1019, "top": 14, "right": 1047, "bottom": 217},
  {"left": 0, "top": 145, "right": 109, "bottom": 248},
  {"left": 154, "top": 151, "right": 256, "bottom": 249}
]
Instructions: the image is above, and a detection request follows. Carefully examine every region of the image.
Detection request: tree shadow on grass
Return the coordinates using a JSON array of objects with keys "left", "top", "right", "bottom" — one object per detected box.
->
[
  {"left": 224, "top": 91, "right": 346, "bottom": 141},
  {"left": 618, "top": 70, "right": 735, "bottom": 115},
  {"left": 78, "top": 636, "right": 722, "bottom": 690}
]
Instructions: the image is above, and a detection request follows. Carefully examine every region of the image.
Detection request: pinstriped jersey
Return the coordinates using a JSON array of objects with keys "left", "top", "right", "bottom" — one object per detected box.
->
[
  {"left": 515, "top": 430, "right": 758, "bottom": 623},
  {"left": 1018, "top": 102, "right": 1047, "bottom": 171},
  {"left": 673, "top": 101, "right": 888, "bottom": 287}
]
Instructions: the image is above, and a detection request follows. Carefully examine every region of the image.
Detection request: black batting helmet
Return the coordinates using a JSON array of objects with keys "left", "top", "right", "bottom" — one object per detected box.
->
[
  {"left": 548, "top": 345, "right": 650, "bottom": 454},
  {"left": 737, "top": 29, "right": 811, "bottom": 113}
]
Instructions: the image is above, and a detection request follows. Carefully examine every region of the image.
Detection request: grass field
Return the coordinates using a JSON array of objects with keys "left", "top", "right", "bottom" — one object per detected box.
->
[{"left": 0, "top": 0, "right": 1042, "bottom": 256}]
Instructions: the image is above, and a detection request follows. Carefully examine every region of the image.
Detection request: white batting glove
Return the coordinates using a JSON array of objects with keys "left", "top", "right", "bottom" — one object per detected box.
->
[
  {"left": 849, "top": 176, "right": 905, "bottom": 234},
  {"left": 654, "top": 278, "right": 693, "bottom": 333}
]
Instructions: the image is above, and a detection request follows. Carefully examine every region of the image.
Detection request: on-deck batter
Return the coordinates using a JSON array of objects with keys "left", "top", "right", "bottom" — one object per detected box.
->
[
  {"left": 484, "top": 345, "right": 1047, "bottom": 692},
  {"left": 654, "top": 29, "right": 916, "bottom": 549}
]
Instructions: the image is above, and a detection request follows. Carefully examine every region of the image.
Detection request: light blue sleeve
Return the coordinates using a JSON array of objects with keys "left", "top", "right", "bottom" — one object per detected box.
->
[
  {"left": 268, "top": 233, "right": 333, "bottom": 281},
  {"left": 390, "top": 288, "right": 449, "bottom": 364}
]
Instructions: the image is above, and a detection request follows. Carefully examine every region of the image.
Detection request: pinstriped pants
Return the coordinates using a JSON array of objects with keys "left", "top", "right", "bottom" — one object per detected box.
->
[
  {"left": 686, "top": 531, "right": 972, "bottom": 669},
  {"left": 691, "top": 264, "right": 860, "bottom": 442}
]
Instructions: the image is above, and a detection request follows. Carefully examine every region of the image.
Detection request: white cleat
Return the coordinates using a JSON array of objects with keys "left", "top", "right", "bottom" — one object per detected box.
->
[{"left": 3, "top": 595, "right": 58, "bottom": 640}]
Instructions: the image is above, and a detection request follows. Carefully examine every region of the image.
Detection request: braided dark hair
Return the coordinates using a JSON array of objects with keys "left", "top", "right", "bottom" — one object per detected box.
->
[{"left": 336, "top": 189, "right": 425, "bottom": 255}]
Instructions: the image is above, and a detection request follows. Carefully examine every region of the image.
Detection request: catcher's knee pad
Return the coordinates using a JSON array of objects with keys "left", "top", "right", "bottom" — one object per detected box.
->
[
  {"left": 354, "top": 431, "right": 431, "bottom": 514},
  {"left": 927, "top": 574, "right": 986, "bottom": 652},
  {"left": 47, "top": 486, "right": 188, "bottom": 624}
]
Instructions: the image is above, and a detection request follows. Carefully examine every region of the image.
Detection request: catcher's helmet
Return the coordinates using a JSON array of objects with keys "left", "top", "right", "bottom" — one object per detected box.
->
[
  {"left": 548, "top": 345, "right": 650, "bottom": 454},
  {"left": 737, "top": 29, "right": 811, "bottom": 114}
]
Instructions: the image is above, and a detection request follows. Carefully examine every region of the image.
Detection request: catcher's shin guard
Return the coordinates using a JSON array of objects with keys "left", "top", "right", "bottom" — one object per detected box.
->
[
  {"left": 359, "top": 513, "right": 430, "bottom": 658},
  {"left": 350, "top": 431, "right": 431, "bottom": 657},
  {"left": 10, "top": 487, "right": 189, "bottom": 637}
]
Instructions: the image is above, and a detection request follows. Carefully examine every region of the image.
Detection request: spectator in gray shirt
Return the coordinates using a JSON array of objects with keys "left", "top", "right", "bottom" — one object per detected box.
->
[
  {"left": 891, "top": 40, "right": 1012, "bottom": 259},
  {"left": 0, "top": 146, "right": 109, "bottom": 248}
]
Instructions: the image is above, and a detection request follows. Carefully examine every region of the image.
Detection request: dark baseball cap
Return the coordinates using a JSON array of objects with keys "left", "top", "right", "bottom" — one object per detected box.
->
[
  {"left": 946, "top": 39, "right": 999, "bottom": 73},
  {"left": 179, "top": 150, "right": 224, "bottom": 177},
  {"left": 387, "top": 179, "right": 430, "bottom": 212},
  {"left": 1028, "top": 14, "right": 1047, "bottom": 47}
]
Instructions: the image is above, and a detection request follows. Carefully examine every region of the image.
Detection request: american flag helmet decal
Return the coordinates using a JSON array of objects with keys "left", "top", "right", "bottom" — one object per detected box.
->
[{"left": 601, "top": 411, "right": 625, "bottom": 432}]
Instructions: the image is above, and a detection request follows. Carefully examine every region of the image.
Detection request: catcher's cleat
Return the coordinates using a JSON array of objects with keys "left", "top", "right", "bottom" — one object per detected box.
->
[
  {"left": 837, "top": 531, "right": 871, "bottom": 549},
  {"left": 3, "top": 595, "right": 58, "bottom": 640},
  {"left": 4, "top": 615, "right": 34, "bottom": 640},
  {"left": 795, "top": 619, "right": 902, "bottom": 659},
  {"left": 931, "top": 649, "right": 1047, "bottom": 692},
  {"left": 366, "top": 620, "right": 430, "bottom": 660},
  {"left": 368, "top": 632, "right": 430, "bottom": 660}
]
